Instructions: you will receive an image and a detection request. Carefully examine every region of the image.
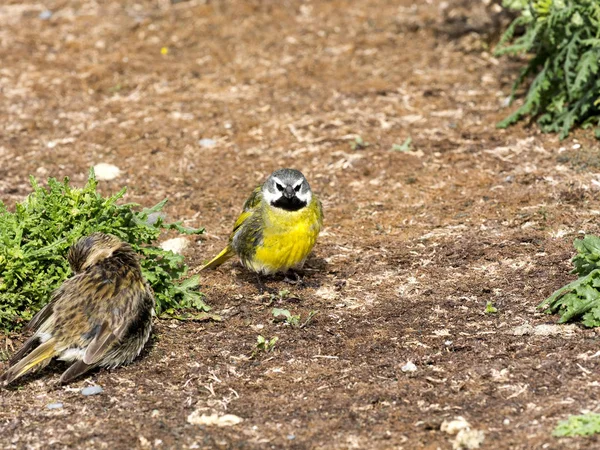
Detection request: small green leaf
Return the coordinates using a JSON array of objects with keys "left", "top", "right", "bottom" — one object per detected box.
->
[
  {"left": 484, "top": 301, "right": 498, "bottom": 314},
  {"left": 272, "top": 308, "right": 292, "bottom": 319},
  {"left": 391, "top": 137, "right": 412, "bottom": 152}
]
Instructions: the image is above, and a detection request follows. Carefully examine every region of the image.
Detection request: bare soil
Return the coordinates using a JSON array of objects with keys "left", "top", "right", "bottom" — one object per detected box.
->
[{"left": 2, "top": 1, "right": 600, "bottom": 449}]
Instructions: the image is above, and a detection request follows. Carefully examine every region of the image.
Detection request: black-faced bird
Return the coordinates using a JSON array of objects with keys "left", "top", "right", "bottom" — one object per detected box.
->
[{"left": 200, "top": 168, "right": 323, "bottom": 276}]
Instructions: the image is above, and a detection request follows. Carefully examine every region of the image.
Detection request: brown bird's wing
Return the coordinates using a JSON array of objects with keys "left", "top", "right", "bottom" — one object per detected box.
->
[
  {"left": 59, "top": 318, "right": 132, "bottom": 384},
  {"left": 1, "top": 338, "right": 57, "bottom": 386},
  {"left": 8, "top": 334, "right": 41, "bottom": 366},
  {"left": 82, "top": 321, "right": 117, "bottom": 365},
  {"left": 59, "top": 359, "right": 93, "bottom": 384},
  {"left": 58, "top": 286, "right": 142, "bottom": 384},
  {"left": 8, "top": 284, "right": 67, "bottom": 366},
  {"left": 27, "top": 288, "right": 63, "bottom": 331},
  {"left": 59, "top": 320, "right": 121, "bottom": 384}
]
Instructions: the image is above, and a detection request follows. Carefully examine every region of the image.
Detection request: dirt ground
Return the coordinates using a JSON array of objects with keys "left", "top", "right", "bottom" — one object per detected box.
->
[{"left": 2, "top": 0, "right": 600, "bottom": 449}]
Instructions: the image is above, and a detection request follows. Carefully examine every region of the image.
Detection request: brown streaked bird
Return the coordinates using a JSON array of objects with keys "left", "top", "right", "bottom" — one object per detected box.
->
[{"left": 0, "top": 233, "right": 155, "bottom": 386}]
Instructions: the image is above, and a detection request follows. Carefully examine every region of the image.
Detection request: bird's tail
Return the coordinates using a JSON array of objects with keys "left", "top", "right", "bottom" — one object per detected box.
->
[
  {"left": 199, "top": 246, "right": 234, "bottom": 271},
  {"left": 1, "top": 338, "right": 57, "bottom": 386}
]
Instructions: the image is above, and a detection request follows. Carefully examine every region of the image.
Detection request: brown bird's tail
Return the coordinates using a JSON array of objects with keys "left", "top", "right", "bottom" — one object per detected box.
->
[
  {"left": 199, "top": 246, "right": 234, "bottom": 271},
  {"left": 1, "top": 338, "right": 57, "bottom": 386}
]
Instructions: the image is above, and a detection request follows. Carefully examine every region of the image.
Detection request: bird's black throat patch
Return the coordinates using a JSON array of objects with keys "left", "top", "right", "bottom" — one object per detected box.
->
[{"left": 272, "top": 196, "right": 306, "bottom": 211}]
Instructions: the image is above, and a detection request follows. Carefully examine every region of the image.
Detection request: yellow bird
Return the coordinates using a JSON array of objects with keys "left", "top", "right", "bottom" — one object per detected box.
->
[
  {"left": 1, "top": 233, "right": 155, "bottom": 386},
  {"left": 200, "top": 168, "right": 323, "bottom": 276}
]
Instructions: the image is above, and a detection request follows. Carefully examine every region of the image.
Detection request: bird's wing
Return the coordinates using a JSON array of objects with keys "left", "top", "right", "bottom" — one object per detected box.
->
[
  {"left": 78, "top": 269, "right": 147, "bottom": 365},
  {"left": 82, "top": 321, "right": 118, "bottom": 365},
  {"left": 315, "top": 197, "right": 324, "bottom": 230},
  {"left": 26, "top": 287, "right": 64, "bottom": 331},
  {"left": 232, "top": 186, "right": 262, "bottom": 234},
  {"left": 199, "top": 186, "right": 263, "bottom": 271}
]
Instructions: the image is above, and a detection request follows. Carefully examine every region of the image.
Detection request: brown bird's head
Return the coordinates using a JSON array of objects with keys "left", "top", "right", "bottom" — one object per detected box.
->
[{"left": 68, "top": 233, "right": 133, "bottom": 273}]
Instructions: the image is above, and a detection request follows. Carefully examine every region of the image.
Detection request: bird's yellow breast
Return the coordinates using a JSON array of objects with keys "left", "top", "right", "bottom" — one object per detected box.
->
[{"left": 248, "top": 198, "right": 322, "bottom": 274}]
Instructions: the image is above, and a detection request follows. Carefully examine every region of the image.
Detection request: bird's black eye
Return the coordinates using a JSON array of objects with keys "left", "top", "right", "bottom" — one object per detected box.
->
[
  {"left": 275, "top": 183, "right": 284, "bottom": 192},
  {"left": 294, "top": 184, "right": 301, "bottom": 192}
]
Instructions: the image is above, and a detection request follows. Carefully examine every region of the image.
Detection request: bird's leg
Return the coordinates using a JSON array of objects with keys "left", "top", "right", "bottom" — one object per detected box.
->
[
  {"left": 255, "top": 273, "right": 267, "bottom": 294},
  {"left": 283, "top": 269, "right": 304, "bottom": 286}
]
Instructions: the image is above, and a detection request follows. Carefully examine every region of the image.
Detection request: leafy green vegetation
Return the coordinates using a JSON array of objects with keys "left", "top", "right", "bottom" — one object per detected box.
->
[
  {"left": 392, "top": 137, "right": 413, "bottom": 153},
  {"left": 540, "top": 235, "right": 600, "bottom": 327},
  {"left": 272, "top": 308, "right": 319, "bottom": 328},
  {"left": 0, "top": 169, "right": 207, "bottom": 331},
  {"left": 496, "top": 0, "right": 600, "bottom": 138},
  {"left": 253, "top": 335, "right": 278, "bottom": 356},
  {"left": 553, "top": 413, "right": 600, "bottom": 437},
  {"left": 484, "top": 301, "right": 498, "bottom": 314},
  {"left": 350, "top": 136, "right": 370, "bottom": 150}
]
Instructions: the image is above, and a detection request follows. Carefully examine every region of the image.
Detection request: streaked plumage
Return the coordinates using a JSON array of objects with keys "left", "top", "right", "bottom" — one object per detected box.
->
[
  {"left": 200, "top": 168, "right": 323, "bottom": 275},
  {"left": 1, "top": 233, "right": 155, "bottom": 386}
]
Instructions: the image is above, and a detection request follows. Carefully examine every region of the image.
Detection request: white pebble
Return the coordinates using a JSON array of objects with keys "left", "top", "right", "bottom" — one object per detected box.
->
[
  {"left": 160, "top": 237, "right": 189, "bottom": 254},
  {"left": 401, "top": 361, "right": 417, "bottom": 372},
  {"left": 46, "top": 402, "right": 63, "bottom": 409},
  {"left": 93, "top": 163, "right": 121, "bottom": 181},
  {"left": 442, "top": 416, "right": 471, "bottom": 435},
  {"left": 198, "top": 138, "right": 217, "bottom": 148},
  {"left": 81, "top": 385, "right": 104, "bottom": 396},
  {"left": 187, "top": 411, "right": 243, "bottom": 427}
]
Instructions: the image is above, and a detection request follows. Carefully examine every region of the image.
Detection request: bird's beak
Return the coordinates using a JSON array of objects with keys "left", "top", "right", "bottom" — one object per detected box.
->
[{"left": 284, "top": 185, "right": 295, "bottom": 198}]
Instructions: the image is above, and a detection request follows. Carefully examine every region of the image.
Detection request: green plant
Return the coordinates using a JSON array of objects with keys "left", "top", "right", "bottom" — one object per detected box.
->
[
  {"left": 254, "top": 335, "right": 278, "bottom": 354},
  {"left": 484, "top": 301, "right": 498, "bottom": 314},
  {"left": 0, "top": 169, "right": 208, "bottom": 331},
  {"left": 553, "top": 413, "right": 600, "bottom": 437},
  {"left": 392, "top": 137, "right": 412, "bottom": 152},
  {"left": 272, "top": 308, "right": 319, "bottom": 328},
  {"left": 540, "top": 235, "right": 600, "bottom": 326},
  {"left": 350, "top": 136, "right": 369, "bottom": 150},
  {"left": 496, "top": 0, "right": 600, "bottom": 138}
]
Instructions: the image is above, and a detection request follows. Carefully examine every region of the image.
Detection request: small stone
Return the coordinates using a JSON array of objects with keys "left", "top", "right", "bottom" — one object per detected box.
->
[
  {"left": 442, "top": 416, "right": 471, "bottom": 435},
  {"left": 198, "top": 138, "right": 217, "bottom": 148},
  {"left": 287, "top": 435, "right": 296, "bottom": 440},
  {"left": 93, "top": 163, "right": 121, "bottom": 181},
  {"left": 39, "top": 10, "right": 52, "bottom": 20},
  {"left": 146, "top": 212, "right": 166, "bottom": 226},
  {"left": 453, "top": 429, "right": 485, "bottom": 450},
  {"left": 401, "top": 361, "right": 417, "bottom": 373},
  {"left": 139, "top": 436, "right": 151, "bottom": 448},
  {"left": 187, "top": 411, "right": 243, "bottom": 427},
  {"left": 572, "top": 143, "right": 581, "bottom": 150},
  {"left": 160, "top": 237, "right": 188, "bottom": 254},
  {"left": 46, "top": 402, "right": 63, "bottom": 409},
  {"left": 81, "top": 385, "right": 104, "bottom": 396}
]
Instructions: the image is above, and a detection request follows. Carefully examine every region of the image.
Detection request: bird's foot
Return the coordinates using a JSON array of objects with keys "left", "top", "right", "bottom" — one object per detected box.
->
[{"left": 283, "top": 270, "right": 304, "bottom": 286}]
